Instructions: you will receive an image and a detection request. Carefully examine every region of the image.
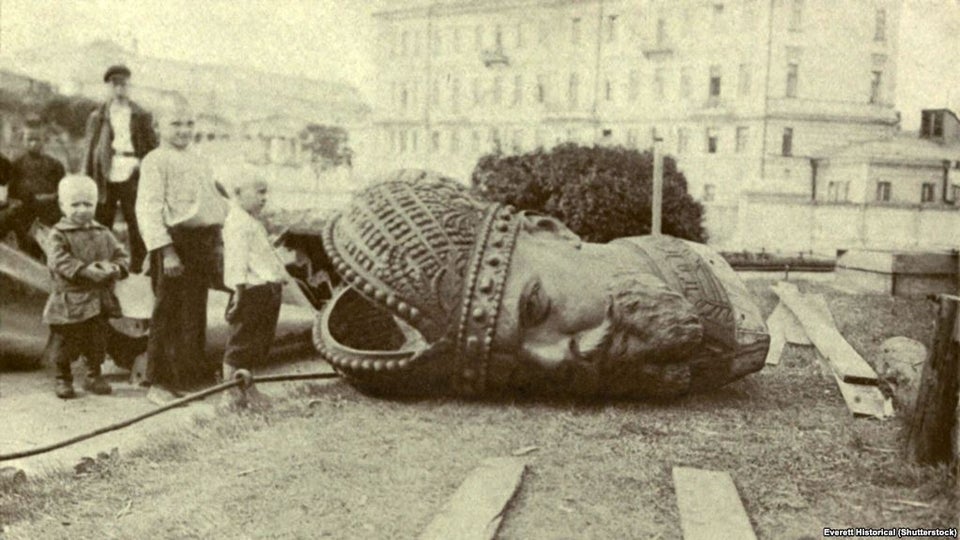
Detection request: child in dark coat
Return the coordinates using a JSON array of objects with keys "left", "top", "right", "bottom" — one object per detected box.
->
[{"left": 42, "top": 175, "right": 128, "bottom": 399}]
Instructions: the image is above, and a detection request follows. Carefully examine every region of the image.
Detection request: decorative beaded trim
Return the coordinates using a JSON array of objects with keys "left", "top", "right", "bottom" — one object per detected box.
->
[{"left": 455, "top": 204, "right": 521, "bottom": 396}]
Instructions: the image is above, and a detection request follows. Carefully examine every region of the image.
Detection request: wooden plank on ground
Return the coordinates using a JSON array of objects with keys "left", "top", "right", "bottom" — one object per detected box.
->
[
  {"left": 764, "top": 326, "right": 786, "bottom": 366},
  {"left": 419, "top": 457, "right": 527, "bottom": 540},
  {"left": 772, "top": 282, "right": 879, "bottom": 385},
  {"left": 672, "top": 467, "right": 757, "bottom": 540},
  {"left": 767, "top": 301, "right": 812, "bottom": 346},
  {"left": 833, "top": 374, "right": 893, "bottom": 419}
]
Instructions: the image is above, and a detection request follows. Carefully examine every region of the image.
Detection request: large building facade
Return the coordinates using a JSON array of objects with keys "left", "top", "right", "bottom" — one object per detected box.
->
[{"left": 370, "top": 0, "right": 903, "bottom": 248}]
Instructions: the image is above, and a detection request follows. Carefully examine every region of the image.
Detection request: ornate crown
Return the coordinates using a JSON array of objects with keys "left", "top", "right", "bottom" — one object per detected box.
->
[{"left": 316, "top": 170, "right": 523, "bottom": 396}]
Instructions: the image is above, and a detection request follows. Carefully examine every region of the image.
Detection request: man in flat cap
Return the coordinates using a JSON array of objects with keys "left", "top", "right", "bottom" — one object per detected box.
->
[{"left": 84, "top": 64, "right": 158, "bottom": 273}]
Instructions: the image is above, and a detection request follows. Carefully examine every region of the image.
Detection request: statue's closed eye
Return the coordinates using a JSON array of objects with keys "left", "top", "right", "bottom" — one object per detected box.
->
[{"left": 521, "top": 279, "right": 551, "bottom": 329}]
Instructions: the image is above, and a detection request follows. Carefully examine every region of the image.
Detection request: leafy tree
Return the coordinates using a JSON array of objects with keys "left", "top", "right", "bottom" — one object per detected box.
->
[
  {"left": 300, "top": 124, "right": 353, "bottom": 172},
  {"left": 40, "top": 95, "right": 99, "bottom": 139},
  {"left": 471, "top": 143, "right": 707, "bottom": 243}
]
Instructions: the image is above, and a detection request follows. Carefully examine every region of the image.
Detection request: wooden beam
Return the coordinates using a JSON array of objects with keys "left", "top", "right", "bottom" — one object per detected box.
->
[
  {"left": 772, "top": 282, "right": 878, "bottom": 385},
  {"left": 833, "top": 374, "right": 893, "bottom": 419},
  {"left": 419, "top": 458, "right": 527, "bottom": 540},
  {"left": 673, "top": 467, "right": 756, "bottom": 540},
  {"left": 907, "top": 296, "right": 959, "bottom": 465}
]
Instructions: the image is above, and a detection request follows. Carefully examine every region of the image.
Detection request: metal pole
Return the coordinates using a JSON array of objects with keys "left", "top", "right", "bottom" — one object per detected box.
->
[{"left": 652, "top": 132, "right": 663, "bottom": 236}]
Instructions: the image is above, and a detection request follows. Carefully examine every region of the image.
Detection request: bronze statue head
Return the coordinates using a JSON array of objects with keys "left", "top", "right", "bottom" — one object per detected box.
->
[{"left": 316, "top": 170, "right": 768, "bottom": 399}]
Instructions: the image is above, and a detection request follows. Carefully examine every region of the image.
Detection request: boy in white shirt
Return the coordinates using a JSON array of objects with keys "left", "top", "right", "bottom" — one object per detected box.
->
[
  {"left": 136, "top": 103, "right": 227, "bottom": 404},
  {"left": 221, "top": 167, "right": 286, "bottom": 409}
]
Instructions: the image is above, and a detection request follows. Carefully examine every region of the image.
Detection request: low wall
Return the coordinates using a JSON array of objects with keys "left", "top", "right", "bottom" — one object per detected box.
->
[{"left": 726, "top": 199, "right": 960, "bottom": 254}]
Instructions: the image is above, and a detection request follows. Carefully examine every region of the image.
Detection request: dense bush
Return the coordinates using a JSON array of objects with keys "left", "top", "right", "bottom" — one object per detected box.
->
[{"left": 471, "top": 143, "right": 707, "bottom": 243}]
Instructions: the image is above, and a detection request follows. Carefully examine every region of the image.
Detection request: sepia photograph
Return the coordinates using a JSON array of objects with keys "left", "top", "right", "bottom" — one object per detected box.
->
[{"left": 0, "top": 0, "right": 958, "bottom": 538}]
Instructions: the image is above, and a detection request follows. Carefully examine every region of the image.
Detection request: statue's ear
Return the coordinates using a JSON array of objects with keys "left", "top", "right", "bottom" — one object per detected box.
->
[{"left": 521, "top": 213, "right": 581, "bottom": 244}]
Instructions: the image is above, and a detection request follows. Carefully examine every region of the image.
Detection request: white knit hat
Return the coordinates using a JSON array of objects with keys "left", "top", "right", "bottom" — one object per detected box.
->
[{"left": 58, "top": 174, "right": 98, "bottom": 204}]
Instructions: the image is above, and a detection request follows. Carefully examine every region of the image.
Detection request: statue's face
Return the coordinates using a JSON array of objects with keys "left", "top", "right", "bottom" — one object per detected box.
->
[{"left": 493, "top": 216, "right": 703, "bottom": 396}]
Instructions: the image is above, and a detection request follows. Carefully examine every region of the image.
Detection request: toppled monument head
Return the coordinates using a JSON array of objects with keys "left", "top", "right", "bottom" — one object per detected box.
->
[{"left": 315, "top": 170, "right": 769, "bottom": 399}]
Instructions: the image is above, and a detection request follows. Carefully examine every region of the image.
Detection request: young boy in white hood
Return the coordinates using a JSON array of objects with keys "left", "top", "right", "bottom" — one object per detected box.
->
[{"left": 42, "top": 175, "right": 128, "bottom": 399}]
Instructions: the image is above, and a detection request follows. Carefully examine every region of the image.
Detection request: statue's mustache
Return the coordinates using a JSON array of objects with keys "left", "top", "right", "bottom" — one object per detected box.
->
[{"left": 568, "top": 273, "right": 704, "bottom": 396}]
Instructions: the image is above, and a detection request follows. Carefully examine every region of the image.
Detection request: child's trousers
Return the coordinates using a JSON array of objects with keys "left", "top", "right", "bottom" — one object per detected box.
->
[
  {"left": 223, "top": 282, "right": 282, "bottom": 369},
  {"left": 45, "top": 316, "right": 108, "bottom": 383}
]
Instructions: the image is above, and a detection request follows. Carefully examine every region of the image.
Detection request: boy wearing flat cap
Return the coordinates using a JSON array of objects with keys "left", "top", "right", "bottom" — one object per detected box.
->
[{"left": 84, "top": 64, "right": 157, "bottom": 274}]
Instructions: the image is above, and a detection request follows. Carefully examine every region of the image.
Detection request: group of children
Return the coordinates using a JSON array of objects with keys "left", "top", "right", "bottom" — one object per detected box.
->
[{"left": 36, "top": 104, "right": 284, "bottom": 409}]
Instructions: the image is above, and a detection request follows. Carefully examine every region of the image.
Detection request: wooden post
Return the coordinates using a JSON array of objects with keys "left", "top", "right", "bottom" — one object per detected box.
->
[
  {"left": 906, "top": 295, "right": 959, "bottom": 465},
  {"left": 652, "top": 132, "right": 663, "bottom": 236}
]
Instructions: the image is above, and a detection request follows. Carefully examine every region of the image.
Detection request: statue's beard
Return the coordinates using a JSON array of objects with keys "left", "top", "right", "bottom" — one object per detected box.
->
[{"left": 570, "top": 273, "right": 704, "bottom": 397}]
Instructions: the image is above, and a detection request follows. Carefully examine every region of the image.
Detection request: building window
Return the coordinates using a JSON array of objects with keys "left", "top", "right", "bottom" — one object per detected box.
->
[
  {"left": 568, "top": 73, "right": 579, "bottom": 107},
  {"left": 629, "top": 70, "right": 640, "bottom": 101},
  {"left": 606, "top": 15, "right": 618, "bottom": 42},
  {"left": 735, "top": 126, "right": 749, "bottom": 153},
  {"left": 870, "top": 71, "right": 882, "bottom": 104},
  {"left": 876, "top": 181, "right": 891, "bottom": 202},
  {"left": 933, "top": 113, "right": 944, "bottom": 137},
  {"left": 431, "top": 131, "right": 441, "bottom": 151},
  {"left": 605, "top": 78, "right": 613, "bottom": 101},
  {"left": 656, "top": 18, "right": 667, "bottom": 46},
  {"left": 450, "top": 130, "right": 460, "bottom": 154},
  {"left": 495, "top": 24, "right": 503, "bottom": 49},
  {"left": 874, "top": 8, "right": 886, "bottom": 41},
  {"left": 536, "top": 74, "right": 546, "bottom": 103},
  {"left": 781, "top": 127, "right": 794, "bottom": 156},
  {"left": 742, "top": 0, "right": 758, "bottom": 29},
  {"left": 709, "top": 65, "right": 721, "bottom": 99},
  {"left": 827, "top": 181, "right": 850, "bottom": 202},
  {"left": 512, "top": 129, "right": 524, "bottom": 153},
  {"left": 513, "top": 75, "right": 523, "bottom": 106},
  {"left": 538, "top": 20, "right": 549, "bottom": 45},
  {"left": 706, "top": 127, "right": 718, "bottom": 153},
  {"left": 401, "top": 86, "right": 409, "bottom": 110},
  {"left": 677, "top": 128, "right": 688, "bottom": 154},
  {"left": 571, "top": 17, "right": 581, "bottom": 44},
  {"left": 789, "top": 0, "right": 803, "bottom": 31},
  {"left": 654, "top": 68, "right": 665, "bottom": 98},
  {"left": 712, "top": 4, "right": 725, "bottom": 32},
  {"left": 472, "top": 77, "right": 482, "bottom": 106},
  {"left": 738, "top": 64, "right": 751, "bottom": 96},
  {"left": 453, "top": 28, "right": 463, "bottom": 53},
  {"left": 411, "top": 130, "right": 419, "bottom": 152},
  {"left": 451, "top": 77, "right": 461, "bottom": 112},
  {"left": 921, "top": 183, "right": 936, "bottom": 203},
  {"left": 680, "top": 67, "right": 691, "bottom": 98},
  {"left": 786, "top": 63, "right": 799, "bottom": 98},
  {"left": 399, "top": 130, "right": 407, "bottom": 152},
  {"left": 703, "top": 184, "right": 716, "bottom": 202},
  {"left": 492, "top": 76, "right": 503, "bottom": 105}
]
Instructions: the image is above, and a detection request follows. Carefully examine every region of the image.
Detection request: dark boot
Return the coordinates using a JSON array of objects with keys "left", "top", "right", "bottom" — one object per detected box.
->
[{"left": 55, "top": 379, "right": 76, "bottom": 399}]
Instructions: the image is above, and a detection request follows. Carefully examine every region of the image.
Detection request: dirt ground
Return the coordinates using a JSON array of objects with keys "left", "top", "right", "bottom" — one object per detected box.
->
[{"left": 0, "top": 278, "right": 956, "bottom": 539}]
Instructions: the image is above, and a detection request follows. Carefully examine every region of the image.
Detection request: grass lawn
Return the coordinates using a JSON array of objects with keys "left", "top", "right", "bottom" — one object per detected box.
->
[{"left": 0, "top": 279, "right": 955, "bottom": 539}]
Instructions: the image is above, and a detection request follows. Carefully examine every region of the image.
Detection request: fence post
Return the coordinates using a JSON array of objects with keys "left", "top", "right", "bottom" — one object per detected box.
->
[{"left": 906, "top": 295, "right": 959, "bottom": 466}]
